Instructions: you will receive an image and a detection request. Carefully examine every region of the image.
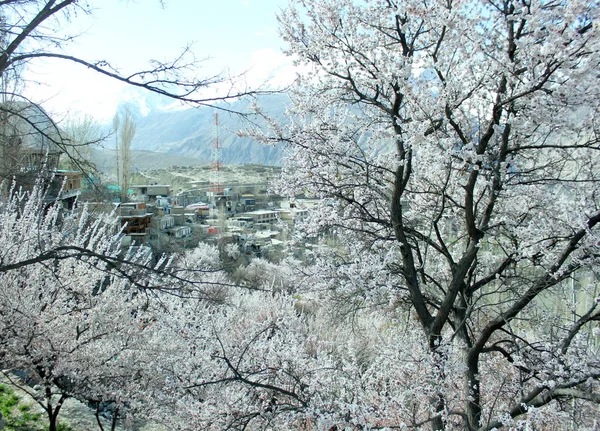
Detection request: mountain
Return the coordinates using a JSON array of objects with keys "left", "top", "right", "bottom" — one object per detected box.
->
[{"left": 115, "top": 92, "right": 289, "bottom": 166}]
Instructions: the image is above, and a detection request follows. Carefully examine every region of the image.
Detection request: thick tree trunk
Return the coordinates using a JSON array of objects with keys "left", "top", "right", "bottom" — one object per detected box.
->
[
  {"left": 47, "top": 409, "right": 58, "bottom": 431},
  {"left": 430, "top": 344, "right": 448, "bottom": 431},
  {"left": 44, "top": 388, "right": 65, "bottom": 431},
  {"left": 466, "top": 359, "right": 482, "bottom": 431}
]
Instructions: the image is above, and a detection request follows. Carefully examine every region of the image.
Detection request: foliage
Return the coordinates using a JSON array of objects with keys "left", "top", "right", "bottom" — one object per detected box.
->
[{"left": 0, "top": 181, "right": 251, "bottom": 431}]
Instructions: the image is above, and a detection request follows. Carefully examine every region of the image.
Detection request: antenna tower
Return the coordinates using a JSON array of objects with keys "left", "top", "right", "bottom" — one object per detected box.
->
[{"left": 210, "top": 111, "right": 222, "bottom": 194}]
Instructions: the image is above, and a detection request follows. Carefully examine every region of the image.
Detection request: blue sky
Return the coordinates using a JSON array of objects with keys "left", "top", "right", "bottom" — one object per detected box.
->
[{"left": 24, "top": 0, "right": 291, "bottom": 120}]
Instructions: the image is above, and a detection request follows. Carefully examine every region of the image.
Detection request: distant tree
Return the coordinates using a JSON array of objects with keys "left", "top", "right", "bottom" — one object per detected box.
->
[
  {"left": 240, "top": 0, "right": 600, "bottom": 429},
  {"left": 0, "top": 101, "right": 62, "bottom": 194},
  {"left": 118, "top": 109, "right": 135, "bottom": 203},
  {"left": 110, "top": 109, "right": 121, "bottom": 203},
  {"left": 61, "top": 113, "right": 102, "bottom": 171}
]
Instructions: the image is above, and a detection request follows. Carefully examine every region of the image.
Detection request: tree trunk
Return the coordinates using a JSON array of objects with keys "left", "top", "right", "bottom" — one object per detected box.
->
[
  {"left": 111, "top": 407, "right": 119, "bottom": 431},
  {"left": 466, "top": 358, "right": 482, "bottom": 431},
  {"left": 45, "top": 390, "right": 65, "bottom": 431},
  {"left": 48, "top": 409, "right": 58, "bottom": 431},
  {"left": 430, "top": 343, "right": 448, "bottom": 431},
  {"left": 431, "top": 398, "right": 446, "bottom": 431}
]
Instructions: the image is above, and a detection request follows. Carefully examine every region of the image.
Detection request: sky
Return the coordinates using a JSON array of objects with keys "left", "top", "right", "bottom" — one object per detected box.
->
[{"left": 23, "top": 0, "right": 292, "bottom": 121}]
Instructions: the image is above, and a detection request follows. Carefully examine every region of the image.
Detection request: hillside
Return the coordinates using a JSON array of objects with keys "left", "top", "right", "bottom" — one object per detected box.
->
[{"left": 90, "top": 148, "right": 206, "bottom": 174}]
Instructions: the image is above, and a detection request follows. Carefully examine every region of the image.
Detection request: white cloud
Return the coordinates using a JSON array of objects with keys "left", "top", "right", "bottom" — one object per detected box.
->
[
  {"left": 21, "top": 47, "right": 298, "bottom": 122},
  {"left": 23, "top": 59, "right": 125, "bottom": 122},
  {"left": 245, "top": 48, "right": 297, "bottom": 89}
]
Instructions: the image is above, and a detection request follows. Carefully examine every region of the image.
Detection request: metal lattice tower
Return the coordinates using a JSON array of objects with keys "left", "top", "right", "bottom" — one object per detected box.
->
[{"left": 209, "top": 111, "right": 222, "bottom": 194}]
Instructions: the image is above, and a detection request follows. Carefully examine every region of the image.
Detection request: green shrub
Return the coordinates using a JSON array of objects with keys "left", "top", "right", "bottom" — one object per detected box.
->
[
  {"left": 1, "top": 384, "right": 77, "bottom": 431},
  {"left": 0, "top": 383, "right": 44, "bottom": 431}
]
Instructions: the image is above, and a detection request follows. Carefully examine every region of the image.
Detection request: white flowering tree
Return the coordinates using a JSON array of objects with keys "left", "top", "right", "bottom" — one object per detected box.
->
[
  {"left": 241, "top": 0, "right": 600, "bottom": 429},
  {"left": 0, "top": 184, "right": 281, "bottom": 431},
  {"left": 0, "top": 181, "right": 175, "bottom": 431}
]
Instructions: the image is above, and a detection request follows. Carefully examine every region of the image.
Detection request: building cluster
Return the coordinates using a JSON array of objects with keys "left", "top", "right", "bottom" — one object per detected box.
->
[
  {"left": 0, "top": 101, "right": 310, "bottom": 262},
  {"left": 107, "top": 183, "right": 312, "bottom": 259}
]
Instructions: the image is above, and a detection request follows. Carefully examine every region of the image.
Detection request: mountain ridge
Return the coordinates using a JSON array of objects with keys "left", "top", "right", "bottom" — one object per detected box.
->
[{"left": 112, "top": 92, "right": 288, "bottom": 166}]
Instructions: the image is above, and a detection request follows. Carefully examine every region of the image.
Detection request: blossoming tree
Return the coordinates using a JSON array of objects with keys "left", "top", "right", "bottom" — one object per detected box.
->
[
  {"left": 243, "top": 0, "right": 600, "bottom": 429},
  {"left": 0, "top": 181, "right": 172, "bottom": 431}
]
